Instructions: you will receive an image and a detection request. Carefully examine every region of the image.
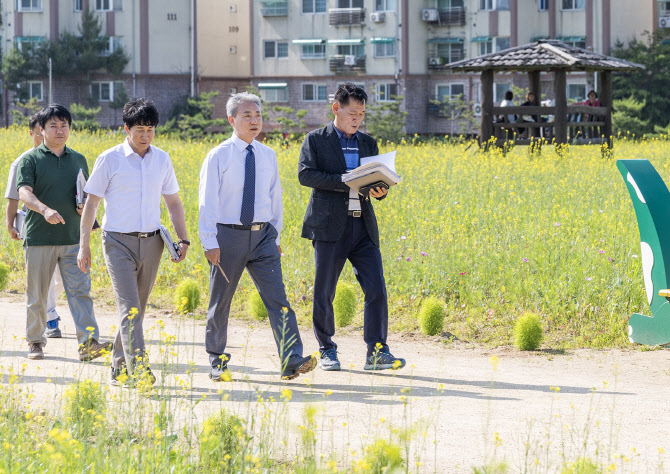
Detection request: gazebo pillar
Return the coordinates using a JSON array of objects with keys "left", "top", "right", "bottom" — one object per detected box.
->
[
  {"left": 554, "top": 70, "right": 567, "bottom": 144},
  {"left": 528, "top": 70, "right": 541, "bottom": 100},
  {"left": 600, "top": 70, "right": 613, "bottom": 147},
  {"left": 480, "top": 69, "right": 494, "bottom": 145}
]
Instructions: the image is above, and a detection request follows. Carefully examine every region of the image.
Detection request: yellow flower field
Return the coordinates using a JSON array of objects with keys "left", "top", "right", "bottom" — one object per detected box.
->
[{"left": 0, "top": 127, "right": 659, "bottom": 348}]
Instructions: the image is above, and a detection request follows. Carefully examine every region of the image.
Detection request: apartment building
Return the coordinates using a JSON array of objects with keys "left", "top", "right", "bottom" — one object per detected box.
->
[
  {"left": 0, "top": 1, "right": 659, "bottom": 133},
  {"left": 0, "top": 0, "right": 194, "bottom": 126}
]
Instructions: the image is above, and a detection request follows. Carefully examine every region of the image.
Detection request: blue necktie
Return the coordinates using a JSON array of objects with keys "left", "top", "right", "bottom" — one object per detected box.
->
[{"left": 240, "top": 144, "right": 255, "bottom": 226}]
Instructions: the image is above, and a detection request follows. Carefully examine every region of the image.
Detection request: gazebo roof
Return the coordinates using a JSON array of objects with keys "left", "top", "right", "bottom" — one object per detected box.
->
[{"left": 448, "top": 40, "right": 643, "bottom": 73}]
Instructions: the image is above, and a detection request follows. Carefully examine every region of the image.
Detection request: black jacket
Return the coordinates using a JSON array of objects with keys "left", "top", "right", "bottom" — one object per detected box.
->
[{"left": 298, "top": 123, "right": 383, "bottom": 246}]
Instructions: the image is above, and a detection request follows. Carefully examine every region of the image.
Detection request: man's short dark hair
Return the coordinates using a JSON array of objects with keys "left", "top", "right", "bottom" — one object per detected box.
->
[
  {"left": 504, "top": 90, "right": 514, "bottom": 101},
  {"left": 36, "top": 104, "right": 72, "bottom": 128},
  {"left": 123, "top": 98, "right": 160, "bottom": 128},
  {"left": 28, "top": 113, "right": 40, "bottom": 131},
  {"left": 334, "top": 82, "right": 368, "bottom": 106}
]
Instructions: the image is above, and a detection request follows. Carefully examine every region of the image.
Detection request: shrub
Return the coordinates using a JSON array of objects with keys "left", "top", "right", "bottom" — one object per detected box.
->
[
  {"left": 0, "top": 263, "right": 10, "bottom": 291},
  {"left": 63, "top": 379, "right": 106, "bottom": 438},
  {"left": 333, "top": 282, "right": 357, "bottom": 328},
  {"left": 248, "top": 290, "right": 268, "bottom": 321},
  {"left": 359, "top": 438, "right": 404, "bottom": 474},
  {"left": 418, "top": 297, "right": 445, "bottom": 336},
  {"left": 514, "top": 313, "right": 544, "bottom": 351},
  {"left": 174, "top": 279, "right": 201, "bottom": 314},
  {"left": 199, "top": 408, "right": 247, "bottom": 470},
  {"left": 561, "top": 457, "right": 601, "bottom": 474}
]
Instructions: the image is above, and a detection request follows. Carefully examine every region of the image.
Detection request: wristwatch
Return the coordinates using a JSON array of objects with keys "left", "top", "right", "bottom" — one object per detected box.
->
[{"left": 178, "top": 239, "right": 191, "bottom": 246}]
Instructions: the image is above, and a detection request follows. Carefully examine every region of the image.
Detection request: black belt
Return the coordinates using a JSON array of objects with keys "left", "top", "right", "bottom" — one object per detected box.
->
[
  {"left": 221, "top": 223, "right": 267, "bottom": 231},
  {"left": 120, "top": 230, "right": 159, "bottom": 238},
  {"left": 348, "top": 210, "right": 362, "bottom": 217}
]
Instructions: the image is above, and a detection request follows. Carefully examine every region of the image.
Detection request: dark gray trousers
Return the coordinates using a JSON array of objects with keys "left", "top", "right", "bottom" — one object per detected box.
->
[
  {"left": 206, "top": 223, "right": 303, "bottom": 368},
  {"left": 102, "top": 231, "right": 164, "bottom": 372}
]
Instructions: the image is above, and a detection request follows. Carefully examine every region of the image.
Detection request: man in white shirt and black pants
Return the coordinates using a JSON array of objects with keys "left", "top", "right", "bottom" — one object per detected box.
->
[
  {"left": 78, "top": 98, "right": 189, "bottom": 387},
  {"left": 199, "top": 92, "right": 315, "bottom": 382}
]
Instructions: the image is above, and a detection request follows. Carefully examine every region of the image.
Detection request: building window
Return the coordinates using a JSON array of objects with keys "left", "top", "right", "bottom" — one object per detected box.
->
[
  {"left": 167, "top": 13, "right": 177, "bottom": 21},
  {"left": 567, "top": 83, "right": 587, "bottom": 102},
  {"left": 263, "top": 40, "right": 289, "bottom": 58},
  {"left": 18, "top": 0, "right": 42, "bottom": 11},
  {"left": 90, "top": 81, "right": 115, "bottom": 101},
  {"left": 302, "top": 84, "right": 327, "bottom": 102},
  {"left": 337, "top": 0, "right": 363, "bottom": 8},
  {"left": 480, "top": 0, "right": 508, "bottom": 10},
  {"left": 376, "top": 83, "right": 398, "bottom": 102},
  {"left": 495, "top": 37, "right": 510, "bottom": 51},
  {"left": 479, "top": 40, "right": 492, "bottom": 55},
  {"left": 15, "top": 36, "right": 43, "bottom": 51},
  {"left": 28, "top": 81, "right": 43, "bottom": 101},
  {"left": 374, "top": 40, "right": 395, "bottom": 58},
  {"left": 74, "top": 0, "right": 82, "bottom": 11},
  {"left": 436, "top": 43, "right": 464, "bottom": 63},
  {"left": 301, "top": 43, "right": 326, "bottom": 58},
  {"left": 494, "top": 83, "right": 511, "bottom": 103},
  {"left": 438, "top": 0, "right": 464, "bottom": 7},
  {"left": 336, "top": 44, "right": 364, "bottom": 56},
  {"left": 661, "top": 1, "right": 670, "bottom": 15},
  {"left": 302, "top": 0, "right": 326, "bottom": 13},
  {"left": 436, "top": 83, "right": 465, "bottom": 101},
  {"left": 559, "top": 37, "right": 586, "bottom": 48},
  {"left": 374, "top": 0, "right": 396, "bottom": 11},
  {"left": 561, "top": 0, "right": 585, "bottom": 10},
  {"left": 95, "top": 0, "right": 122, "bottom": 12},
  {"left": 260, "top": 87, "right": 289, "bottom": 102},
  {"left": 102, "top": 37, "right": 122, "bottom": 56},
  {"left": 539, "top": 0, "right": 548, "bottom": 11}
]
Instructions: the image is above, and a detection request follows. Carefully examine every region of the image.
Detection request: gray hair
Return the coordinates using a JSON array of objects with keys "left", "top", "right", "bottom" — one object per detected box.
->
[{"left": 226, "top": 92, "right": 262, "bottom": 118}]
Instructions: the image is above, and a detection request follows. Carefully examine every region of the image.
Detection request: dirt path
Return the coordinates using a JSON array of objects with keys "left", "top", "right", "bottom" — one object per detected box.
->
[{"left": 1, "top": 296, "right": 669, "bottom": 472}]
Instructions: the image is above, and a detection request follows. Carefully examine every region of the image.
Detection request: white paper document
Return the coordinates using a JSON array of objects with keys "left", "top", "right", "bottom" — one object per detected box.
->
[
  {"left": 75, "top": 169, "right": 87, "bottom": 209},
  {"left": 360, "top": 151, "right": 397, "bottom": 173}
]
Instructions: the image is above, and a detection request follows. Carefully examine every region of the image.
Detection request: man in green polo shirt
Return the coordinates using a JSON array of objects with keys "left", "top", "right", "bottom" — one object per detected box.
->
[{"left": 16, "top": 104, "right": 111, "bottom": 361}]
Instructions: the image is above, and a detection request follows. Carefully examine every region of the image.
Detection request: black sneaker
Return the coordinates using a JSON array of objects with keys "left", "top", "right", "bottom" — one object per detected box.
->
[
  {"left": 364, "top": 349, "right": 406, "bottom": 371},
  {"left": 210, "top": 353, "right": 233, "bottom": 382},
  {"left": 281, "top": 354, "right": 316, "bottom": 380},
  {"left": 45, "top": 317, "right": 62, "bottom": 338},
  {"left": 27, "top": 342, "right": 44, "bottom": 360},
  {"left": 319, "top": 348, "right": 341, "bottom": 371}
]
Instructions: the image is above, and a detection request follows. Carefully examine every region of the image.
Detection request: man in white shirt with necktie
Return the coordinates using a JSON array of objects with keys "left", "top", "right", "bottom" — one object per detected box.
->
[{"left": 199, "top": 92, "right": 315, "bottom": 382}]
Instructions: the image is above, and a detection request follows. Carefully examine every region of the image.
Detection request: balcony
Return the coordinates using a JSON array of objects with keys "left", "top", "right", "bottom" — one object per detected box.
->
[
  {"left": 438, "top": 7, "right": 466, "bottom": 26},
  {"left": 260, "top": 1, "right": 288, "bottom": 17},
  {"left": 329, "top": 55, "right": 366, "bottom": 74},
  {"left": 329, "top": 8, "right": 365, "bottom": 26}
]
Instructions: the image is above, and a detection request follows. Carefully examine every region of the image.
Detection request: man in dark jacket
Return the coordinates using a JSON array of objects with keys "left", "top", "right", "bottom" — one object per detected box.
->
[{"left": 298, "top": 83, "right": 405, "bottom": 372}]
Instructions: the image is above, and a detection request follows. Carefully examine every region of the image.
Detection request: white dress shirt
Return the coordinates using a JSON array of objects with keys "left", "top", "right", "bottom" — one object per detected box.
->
[
  {"left": 5, "top": 149, "right": 32, "bottom": 200},
  {"left": 84, "top": 139, "right": 180, "bottom": 232},
  {"left": 198, "top": 133, "right": 283, "bottom": 249}
]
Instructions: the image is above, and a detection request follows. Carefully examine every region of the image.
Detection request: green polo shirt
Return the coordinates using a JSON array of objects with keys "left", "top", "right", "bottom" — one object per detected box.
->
[{"left": 16, "top": 143, "right": 89, "bottom": 246}]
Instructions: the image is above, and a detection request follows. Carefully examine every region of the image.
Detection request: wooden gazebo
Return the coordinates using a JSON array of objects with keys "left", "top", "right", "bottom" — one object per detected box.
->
[{"left": 448, "top": 40, "right": 643, "bottom": 146}]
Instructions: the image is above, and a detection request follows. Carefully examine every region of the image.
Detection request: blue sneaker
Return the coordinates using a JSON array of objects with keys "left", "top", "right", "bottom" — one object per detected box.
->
[
  {"left": 45, "top": 317, "right": 62, "bottom": 339},
  {"left": 319, "top": 348, "right": 341, "bottom": 371},
  {"left": 364, "top": 349, "right": 406, "bottom": 371}
]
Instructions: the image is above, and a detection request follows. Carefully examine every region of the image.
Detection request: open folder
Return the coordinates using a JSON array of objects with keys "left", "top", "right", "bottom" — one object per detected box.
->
[{"left": 342, "top": 151, "right": 401, "bottom": 193}]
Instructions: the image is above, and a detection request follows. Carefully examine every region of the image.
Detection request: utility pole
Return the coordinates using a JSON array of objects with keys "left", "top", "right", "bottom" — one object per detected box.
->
[{"left": 48, "top": 58, "right": 53, "bottom": 104}]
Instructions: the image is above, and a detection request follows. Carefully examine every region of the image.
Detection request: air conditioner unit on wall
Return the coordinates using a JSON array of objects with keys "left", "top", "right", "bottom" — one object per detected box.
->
[
  {"left": 344, "top": 55, "right": 356, "bottom": 66},
  {"left": 660, "top": 16, "right": 670, "bottom": 28},
  {"left": 428, "top": 57, "right": 441, "bottom": 66},
  {"left": 473, "top": 103, "right": 482, "bottom": 116},
  {"left": 370, "top": 12, "right": 386, "bottom": 23},
  {"left": 421, "top": 9, "right": 439, "bottom": 22}
]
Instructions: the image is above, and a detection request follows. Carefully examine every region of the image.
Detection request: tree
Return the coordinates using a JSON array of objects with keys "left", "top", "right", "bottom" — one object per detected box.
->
[
  {"left": 428, "top": 94, "right": 477, "bottom": 137},
  {"left": 612, "top": 96, "right": 649, "bottom": 137},
  {"left": 162, "top": 91, "right": 229, "bottom": 140},
  {"left": 9, "top": 97, "right": 41, "bottom": 126},
  {"left": 70, "top": 103, "right": 102, "bottom": 131},
  {"left": 612, "top": 32, "right": 670, "bottom": 131},
  {"left": 365, "top": 96, "right": 408, "bottom": 144},
  {"left": 2, "top": 44, "right": 48, "bottom": 102}
]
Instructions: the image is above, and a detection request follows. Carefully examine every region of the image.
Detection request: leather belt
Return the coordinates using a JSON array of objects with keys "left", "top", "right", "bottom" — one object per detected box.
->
[
  {"left": 348, "top": 210, "right": 362, "bottom": 217},
  {"left": 221, "top": 223, "right": 267, "bottom": 231},
  {"left": 120, "top": 230, "right": 159, "bottom": 238}
]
